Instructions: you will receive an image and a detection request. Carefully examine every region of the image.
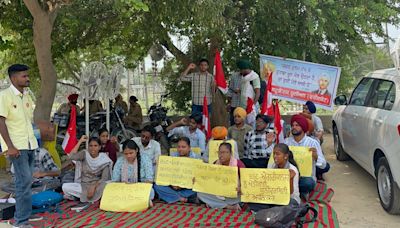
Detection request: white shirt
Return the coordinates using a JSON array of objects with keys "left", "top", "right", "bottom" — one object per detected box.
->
[
  {"left": 132, "top": 137, "right": 161, "bottom": 176},
  {"left": 311, "top": 114, "right": 324, "bottom": 132},
  {"left": 284, "top": 135, "right": 327, "bottom": 181},
  {"left": 168, "top": 126, "right": 206, "bottom": 155}
]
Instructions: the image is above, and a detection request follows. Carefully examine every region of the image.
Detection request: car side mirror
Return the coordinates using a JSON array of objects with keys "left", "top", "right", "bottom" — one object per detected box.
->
[{"left": 334, "top": 95, "right": 347, "bottom": 105}]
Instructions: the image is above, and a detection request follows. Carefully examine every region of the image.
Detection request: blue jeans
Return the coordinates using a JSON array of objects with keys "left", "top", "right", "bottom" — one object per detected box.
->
[
  {"left": 9, "top": 150, "right": 34, "bottom": 225},
  {"left": 153, "top": 184, "right": 196, "bottom": 203},
  {"left": 192, "top": 104, "right": 212, "bottom": 116},
  {"left": 299, "top": 177, "right": 316, "bottom": 194}
]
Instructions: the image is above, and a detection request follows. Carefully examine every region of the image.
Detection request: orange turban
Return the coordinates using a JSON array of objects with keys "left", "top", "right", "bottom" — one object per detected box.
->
[{"left": 212, "top": 126, "right": 228, "bottom": 140}]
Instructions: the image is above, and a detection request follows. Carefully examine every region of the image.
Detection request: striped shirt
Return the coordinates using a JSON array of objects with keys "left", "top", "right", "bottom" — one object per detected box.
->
[
  {"left": 284, "top": 135, "right": 327, "bottom": 180},
  {"left": 181, "top": 72, "right": 214, "bottom": 105},
  {"left": 243, "top": 129, "right": 274, "bottom": 159},
  {"left": 227, "top": 72, "right": 242, "bottom": 108}
]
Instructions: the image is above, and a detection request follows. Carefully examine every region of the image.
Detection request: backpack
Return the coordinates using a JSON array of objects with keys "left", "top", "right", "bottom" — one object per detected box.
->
[
  {"left": 254, "top": 203, "right": 318, "bottom": 228},
  {"left": 31, "top": 190, "right": 63, "bottom": 214}
]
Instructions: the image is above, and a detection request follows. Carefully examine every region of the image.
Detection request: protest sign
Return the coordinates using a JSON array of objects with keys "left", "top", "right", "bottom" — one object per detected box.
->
[
  {"left": 156, "top": 156, "right": 202, "bottom": 189},
  {"left": 100, "top": 183, "right": 152, "bottom": 212},
  {"left": 268, "top": 146, "right": 313, "bottom": 177},
  {"left": 259, "top": 54, "right": 341, "bottom": 110},
  {"left": 169, "top": 147, "right": 201, "bottom": 156},
  {"left": 193, "top": 163, "right": 238, "bottom": 198},
  {"left": 241, "top": 168, "right": 290, "bottom": 205},
  {"left": 207, "top": 140, "right": 235, "bottom": 164}
]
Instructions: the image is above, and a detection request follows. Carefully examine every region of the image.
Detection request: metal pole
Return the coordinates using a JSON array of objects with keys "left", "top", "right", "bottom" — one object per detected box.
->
[
  {"left": 85, "top": 88, "right": 90, "bottom": 149},
  {"left": 127, "top": 69, "right": 131, "bottom": 100},
  {"left": 106, "top": 99, "right": 110, "bottom": 132},
  {"left": 143, "top": 61, "right": 149, "bottom": 111}
]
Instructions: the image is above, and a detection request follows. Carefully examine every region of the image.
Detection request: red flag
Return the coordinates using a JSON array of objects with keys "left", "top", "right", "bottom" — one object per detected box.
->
[
  {"left": 246, "top": 97, "right": 256, "bottom": 125},
  {"left": 62, "top": 105, "right": 78, "bottom": 154},
  {"left": 202, "top": 96, "right": 211, "bottom": 140},
  {"left": 214, "top": 50, "right": 228, "bottom": 94},
  {"left": 261, "top": 72, "right": 274, "bottom": 115},
  {"left": 274, "top": 100, "right": 283, "bottom": 143}
]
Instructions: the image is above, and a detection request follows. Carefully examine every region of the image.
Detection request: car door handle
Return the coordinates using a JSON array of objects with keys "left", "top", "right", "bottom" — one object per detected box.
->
[{"left": 375, "top": 119, "right": 383, "bottom": 125}]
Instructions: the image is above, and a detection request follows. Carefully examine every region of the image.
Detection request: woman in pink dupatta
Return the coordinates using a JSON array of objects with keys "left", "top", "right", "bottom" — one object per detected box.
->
[{"left": 197, "top": 142, "right": 245, "bottom": 210}]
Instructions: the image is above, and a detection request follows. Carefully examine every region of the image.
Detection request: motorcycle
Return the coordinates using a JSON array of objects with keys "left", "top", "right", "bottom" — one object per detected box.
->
[
  {"left": 54, "top": 105, "right": 137, "bottom": 145},
  {"left": 146, "top": 94, "right": 173, "bottom": 154}
]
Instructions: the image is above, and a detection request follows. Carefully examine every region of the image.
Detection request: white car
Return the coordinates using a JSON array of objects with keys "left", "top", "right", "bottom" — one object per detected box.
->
[{"left": 332, "top": 68, "right": 400, "bottom": 214}]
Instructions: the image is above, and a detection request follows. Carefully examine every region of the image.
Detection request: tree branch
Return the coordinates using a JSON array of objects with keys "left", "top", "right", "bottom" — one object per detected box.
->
[
  {"left": 23, "top": 0, "right": 44, "bottom": 17},
  {"left": 156, "top": 25, "right": 190, "bottom": 65},
  {"left": 63, "top": 58, "right": 80, "bottom": 81},
  {"left": 57, "top": 80, "right": 79, "bottom": 90}
]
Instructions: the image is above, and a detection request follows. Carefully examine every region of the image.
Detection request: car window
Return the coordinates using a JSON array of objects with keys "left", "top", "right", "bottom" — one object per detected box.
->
[
  {"left": 383, "top": 84, "right": 396, "bottom": 110},
  {"left": 366, "top": 80, "right": 394, "bottom": 109},
  {"left": 349, "top": 78, "right": 374, "bottom": 106}
]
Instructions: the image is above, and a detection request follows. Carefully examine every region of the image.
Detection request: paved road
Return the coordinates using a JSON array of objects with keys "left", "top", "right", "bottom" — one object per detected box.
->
[{"left": 323, "top": 134, "right": 400, "bottom": 227}]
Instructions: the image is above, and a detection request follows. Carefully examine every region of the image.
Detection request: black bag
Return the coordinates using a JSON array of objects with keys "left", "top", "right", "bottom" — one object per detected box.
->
[{"left": 254, "top": 203, "right": 318, "bottom": 228}]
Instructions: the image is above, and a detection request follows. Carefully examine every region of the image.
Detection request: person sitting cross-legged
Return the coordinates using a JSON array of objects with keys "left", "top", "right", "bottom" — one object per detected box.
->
[
  {"left": 197, "top": 142, "right": 245, "bottom": 210},
  {"left": 284, "top": 114, "right": 327, "bottom": 195},
  {"left": 153, "top": 137, "right": 201, "bottom": 204},
  {"left": 62, "top": 136, "right": 112, "bottom": 207}
]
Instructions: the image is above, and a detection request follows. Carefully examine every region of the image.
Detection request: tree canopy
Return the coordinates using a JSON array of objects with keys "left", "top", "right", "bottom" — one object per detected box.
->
[{"left": 1, "top": 0, "right": 399, "bottom": 118}]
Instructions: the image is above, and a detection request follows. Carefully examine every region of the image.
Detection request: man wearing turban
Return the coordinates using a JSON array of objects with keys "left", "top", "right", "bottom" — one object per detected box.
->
[
  {"left": 284, "top": 114, "right": 327, "bottom": 194},
  {"left": 228, "top": 107, "right": 253, "bottom": 158},
  {"left": 57, "top": 93, "right": 80, "bottom": 115}
]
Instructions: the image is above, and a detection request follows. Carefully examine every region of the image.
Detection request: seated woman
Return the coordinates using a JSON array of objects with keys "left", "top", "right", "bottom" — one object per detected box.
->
[
  {"left": 153, "top": 137, "right": 201, "bottom": 203},
  {"left": 98, "top": 128, "right": 119, "bottom": 165},
  {"left": 249, "top": 143, "right": 300, "bottom": 212},
  {"left": 202, "top": 126, "right": 239, "bottom": 163},
  {"left": 112, "top": 139, "right": 155, "bottom": 202},
  {"left": 62, "top": 136, "right": 113, "bottom": 205},
  {"left": 197, "top": 142, "right": 245, "bottom": 210}
]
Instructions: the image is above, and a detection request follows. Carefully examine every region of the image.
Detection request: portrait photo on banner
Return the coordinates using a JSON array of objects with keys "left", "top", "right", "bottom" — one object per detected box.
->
[{"left": 259, "top": 54, "right": 341, "bottom": 110}]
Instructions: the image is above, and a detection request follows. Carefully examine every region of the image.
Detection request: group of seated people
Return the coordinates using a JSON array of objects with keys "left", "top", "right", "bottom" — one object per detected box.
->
[{"left": 2, "top": 100, "right": 329, "bottom": 213}]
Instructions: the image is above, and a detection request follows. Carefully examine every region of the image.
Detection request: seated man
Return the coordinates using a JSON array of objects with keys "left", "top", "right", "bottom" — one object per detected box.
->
[
  {"left": 2, "top": 148, "right": 61, "bottom": 195},
  {"left": 166, "top": 114, "right": 206, "bottom": 156},
  {"left": 284, "top": 114, "right": 327, "bottom": 195},
  {"left": 242, "top": 114, "right": 275, "bottom": 168},
  {"left": 124, "top": 96, "right": 143, "bottom": 130},
  {"left": 303, "top": 101, "right": 324, "bottom": 144}
]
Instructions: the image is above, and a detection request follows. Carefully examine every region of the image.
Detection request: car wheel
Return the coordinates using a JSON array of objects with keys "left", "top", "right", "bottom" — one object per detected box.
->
[
  {"left": 333, "top": 125, "right": 350, "bottom": 161},
  {"left": 376, "top": 157, "right": 400, "bottom": 214}
]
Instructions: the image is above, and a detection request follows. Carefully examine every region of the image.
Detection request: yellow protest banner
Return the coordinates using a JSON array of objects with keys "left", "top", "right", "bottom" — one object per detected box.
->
[
  {"left": 268, "top": 146, "right": 313, "bottom": 177},
  {"left": 156, "top": 155, "right": 202, "bottom": 189},
  {"left": 100, "top": 182, "right": 152, "bottom": 212},
  {"left": 193, "top": 163, "right": 238, "bottom": 198},
  {"left": 169, "top": 147, "right": 201, "bottom": 156},
  {"left": 241, "top": 168, "right": 290, "bottom": 205},
  {"left": 208, "top": 140, "right": 235, "bottom": 164}
]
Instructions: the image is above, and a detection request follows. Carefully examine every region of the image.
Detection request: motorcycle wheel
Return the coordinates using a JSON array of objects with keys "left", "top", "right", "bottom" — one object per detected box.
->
[{"left": 112, "top": 127, "right": 138, "bottom": 143}]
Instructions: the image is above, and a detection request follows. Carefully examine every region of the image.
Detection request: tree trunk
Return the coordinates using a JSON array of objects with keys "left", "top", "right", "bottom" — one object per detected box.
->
[
  {"left": 31, "top": 12, "right": 58, "bottom": 121},
  {"left": 209, "top": 37, "right": 228, "bottom": 128}
]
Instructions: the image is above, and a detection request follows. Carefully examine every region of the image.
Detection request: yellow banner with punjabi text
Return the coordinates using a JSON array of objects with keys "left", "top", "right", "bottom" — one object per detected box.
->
[
  {"left": 268, "top": 146, "right": 313, "bottom": 177},
  {"left": 240, "top": 168, "right": 290, "bottom": 205},
  {"left": 100, "top": 183, "right": 152, "bottom": 212},
  {"left": 193, "top": 163, "right": 238, "bottom": 198},
  {"left": 208, "top": 140, "right": 235, "bottom": 164},
  {"left": 156, "top": 156, "right": 202, "bottom": 189}
]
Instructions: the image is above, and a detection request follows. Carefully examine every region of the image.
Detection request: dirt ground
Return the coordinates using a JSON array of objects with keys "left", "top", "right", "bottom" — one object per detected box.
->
[{"left": 323, "top": 134, "right": 400, "bottom": 227}]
